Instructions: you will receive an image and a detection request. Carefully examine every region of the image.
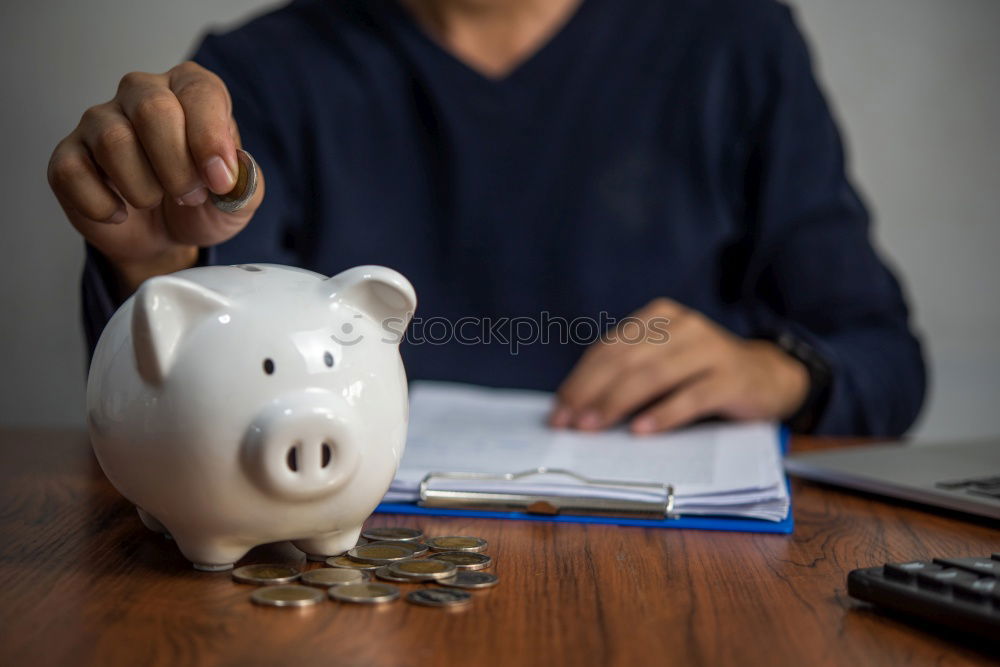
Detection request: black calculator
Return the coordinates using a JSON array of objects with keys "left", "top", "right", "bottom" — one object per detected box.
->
[{"left": 848, "top": 556, "right": 1000, "bottom": 641}]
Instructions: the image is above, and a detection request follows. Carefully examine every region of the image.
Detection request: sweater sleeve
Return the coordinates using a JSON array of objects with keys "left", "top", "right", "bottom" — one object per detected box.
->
[{"left": 744, "top": 5, "right": 926, "bottom": 436}]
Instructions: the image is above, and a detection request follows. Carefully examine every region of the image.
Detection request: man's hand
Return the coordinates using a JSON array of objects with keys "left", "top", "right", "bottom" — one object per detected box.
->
[
  {"left": 48, "top": 61, "right": 263, "bottom": 295},
  {"left": 550, "top": 298, "right": 810, "bottom": 434}
]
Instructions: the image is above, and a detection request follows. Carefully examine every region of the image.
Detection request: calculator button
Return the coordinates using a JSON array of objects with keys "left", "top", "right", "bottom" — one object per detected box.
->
[
  {"left": 952, "top": 576, "right": 998, "bottom": 602},
  {"left": 933, "top": 557, "right": 1000, "bottom": 576},
  {"left": 850, "top": 557, "right": 1000, "bottom": 641},
  {"left": 884, "top": 561, "right": 937, "bottom": 582},
  {"left": 916, "top": 568, "right": 977, "bottom": 592}
]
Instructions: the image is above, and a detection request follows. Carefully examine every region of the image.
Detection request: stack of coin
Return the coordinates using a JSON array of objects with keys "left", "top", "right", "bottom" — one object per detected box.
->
[
  {"left": 426, "top": 536, "right": 488, "bottom": 553},
  {"left": 431, "top": 551, "right": 491, "bottom": 570},
  {"left": 300, "top": 567, "right": 368, "bottom": 587},
  {"left": 406, "top": 588, "right": 472, "bottom": 608},
  {"left": 236, "top": 527, "right": 499, "bottom": 609},
  {"left": 232, "top": 564, "right": 300, "bottom": 585},
  {"left": 384, "top": 558, "right": 457, "bottom": 582},
  {"left": 362, "top": 527, "right": 424, "bottom": 542},
  {"left": 437, "top": 571, "right": 499, "bottom": 589},
  {"left": 252, "top": 585, "right": 325, "bottom": 607},
  {"left": 329, "top": 582, "right": 401, "bottom": 604}
]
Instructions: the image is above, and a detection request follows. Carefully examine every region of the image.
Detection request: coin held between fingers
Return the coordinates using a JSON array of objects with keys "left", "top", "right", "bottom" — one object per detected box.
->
[{"left": 211, "top": 148, "right": 258, "bottom": 213}]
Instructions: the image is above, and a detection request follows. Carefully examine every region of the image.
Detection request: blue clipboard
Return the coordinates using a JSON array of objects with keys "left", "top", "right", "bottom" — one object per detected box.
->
[{"left": 374, "top": 428, "right": 794, "bottom": 535}]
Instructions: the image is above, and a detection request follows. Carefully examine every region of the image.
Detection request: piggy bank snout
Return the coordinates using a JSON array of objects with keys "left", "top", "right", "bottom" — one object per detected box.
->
[{"left": 244, "top": 395, "right": 361, "bottom": 501}]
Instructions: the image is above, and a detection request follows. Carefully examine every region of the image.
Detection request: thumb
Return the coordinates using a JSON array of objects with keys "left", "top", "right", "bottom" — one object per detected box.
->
[{"left": 162, "top": 151, "right": 264, "bottom": 247}]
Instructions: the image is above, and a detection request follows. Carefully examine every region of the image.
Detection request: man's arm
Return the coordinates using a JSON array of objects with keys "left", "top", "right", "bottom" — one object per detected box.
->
[
  {"left": 77, "top": 24, "right": 306, "bottom": 356},
  {"left": 743, "top": 5, "right": 926, "bottom": 436},
  {"left": 551, "top": 4, "right": 925, "bottom": 437}
]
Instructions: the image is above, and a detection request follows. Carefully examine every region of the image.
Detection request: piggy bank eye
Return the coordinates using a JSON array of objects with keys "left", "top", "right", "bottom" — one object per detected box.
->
[
  {"left": 263, "top": 358, "right": 275, "bottom": 375},
  {"left": 323, "top": 351, "right": 334, "bottom": 368}
]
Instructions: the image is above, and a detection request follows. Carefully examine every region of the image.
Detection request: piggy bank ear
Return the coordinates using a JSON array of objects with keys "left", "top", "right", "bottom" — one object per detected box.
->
[
  {"left": 131, "top": 276, "right": 231, "bottom": 384},
  {"left": 324, "top": 265, "right": 417, "bottom": 329}
]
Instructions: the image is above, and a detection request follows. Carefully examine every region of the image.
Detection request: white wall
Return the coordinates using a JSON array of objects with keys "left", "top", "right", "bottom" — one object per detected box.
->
[
  {"left": 787, "top": 0, "right": 1000, "bottom": 438},
  {"left": 1, "top": 0, "right": 998, "bottom": 438}
]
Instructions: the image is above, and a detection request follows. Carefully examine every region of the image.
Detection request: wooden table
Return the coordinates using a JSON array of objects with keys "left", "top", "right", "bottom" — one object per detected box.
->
[{"left": 0, "top": 429, "right": 997, "bottom": 665}]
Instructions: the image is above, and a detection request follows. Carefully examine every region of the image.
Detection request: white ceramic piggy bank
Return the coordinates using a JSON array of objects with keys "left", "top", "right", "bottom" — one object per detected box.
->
[{"left": 87, "top": 263, "right": 416, "bottom": 570}]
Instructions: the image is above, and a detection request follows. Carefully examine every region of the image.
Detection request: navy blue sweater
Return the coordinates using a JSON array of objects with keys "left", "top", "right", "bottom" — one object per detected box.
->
[{"left": 82, "top": 0, "right": 926, "bottom": 435}]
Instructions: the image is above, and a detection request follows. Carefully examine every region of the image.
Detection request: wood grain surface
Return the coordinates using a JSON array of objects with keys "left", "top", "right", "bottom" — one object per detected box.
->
[{"left": 0, "top": 428, "right": 997, "bottom": 666}]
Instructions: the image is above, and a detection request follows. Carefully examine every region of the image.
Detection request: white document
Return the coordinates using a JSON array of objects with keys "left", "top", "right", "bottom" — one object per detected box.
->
[{"left": 385, "top": 382, "right": 790, "bottom": 522}]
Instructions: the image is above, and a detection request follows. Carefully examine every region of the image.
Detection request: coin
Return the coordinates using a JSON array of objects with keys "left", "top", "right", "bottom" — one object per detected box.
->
[
  {"left": 300, "top": 567, "right": 367, "bottom": 587},
  {"left": 211, "top": 148, "right": 259, "bottom": 213},
  {"left": 348, "top": 543, "right": 417, "bottom": 564},
  {"left": 366, "top": 540, "right": 429, "bottom": 558},
  {"left": 326, "top": 555, "right": 379, "bottom": 571},
  {"left": 426, "top": 536, "right": 488, "bottom": 553},
  {"left": 437, "top": 571, "right": 499, "bottom": 589},
  {"left": 374, "top": 565, "right": 416, "bottom": 583},
  {"left": 362, "top": 526, "right": 424, "bottom": 542},
  {"left": 329, "top": 582, "right": 400, "bottom": 604},
  {"left": 387, "top": 559, "right": 458, "bottom": 581},
  {"left": 232, "top": 563, "right": 300, "bottom": 585},
  {"left": 251, "top": 585, "right": 324, "bottom": 607},
  {"left": 429, "top": 551, "right": 491, "bottom": 570},
  {"left": 356, "top": 537, "right": 369, "bottom": 546},
  {"left": 406, "top": 588, "right": 472, "bottom": 608}
]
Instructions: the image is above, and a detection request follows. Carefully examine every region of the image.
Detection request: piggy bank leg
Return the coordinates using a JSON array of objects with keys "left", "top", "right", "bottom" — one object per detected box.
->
[
  {"left": 137, "top": 508, "right": 174, "bottom": 540},
  {"left": 136, "top": 507, "right": 168, "bottom": 534},
  {"left": 293, "top": 526, "right": 363, "bottom": 561},
  {"left": 171, "top": 532, "right": 253, "bottom": 571}
]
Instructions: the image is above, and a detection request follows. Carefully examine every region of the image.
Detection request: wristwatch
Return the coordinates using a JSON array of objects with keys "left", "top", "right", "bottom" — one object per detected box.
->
[{"left": 773, "top": 331, "right": 833, "bottom": 433}]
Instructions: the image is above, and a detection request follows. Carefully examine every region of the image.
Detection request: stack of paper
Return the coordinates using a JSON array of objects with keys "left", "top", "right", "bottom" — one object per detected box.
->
[{"left": 383, "top": 382, "right": 790, "bottom": 522}]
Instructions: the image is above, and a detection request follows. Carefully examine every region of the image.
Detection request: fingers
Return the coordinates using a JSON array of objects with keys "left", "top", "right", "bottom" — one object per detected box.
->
[
  {"left": 169, "top": 62, "right": 237, "bottom": 194},
  {"left": 76, "top": 103, "right": 163, "bottom": 211},
  {"left": 116, "top": 70, "right": 204, "bottom": 205},
  {"left": 553, "top": 343, "right": 643, "bottom": 428},
  {"left": 159, "top": 166, "right": 263, "bottom": 247},
  {"left": 587, "top": 349, "right": 714, "bottom": 429},
  {"left": 554, "top": 300, "right": 713, "bottom": 429},
  {"left": 51, "top": 62, "right": 240, "bottom": 227},
  {"left": 630, "top": 374, "right": 729, "bottom": 434},
  {"left": 554, "top": 300, "right": 684, "bottom": 426},
  {"left": 66, "top": 62, "right": 237, "bottom": 213},
  {"left": 549, "top": 299, "right": 808, "bottom": 435},
  {"left": 48, "top": 138, "right": 127, "bottom": 223}
]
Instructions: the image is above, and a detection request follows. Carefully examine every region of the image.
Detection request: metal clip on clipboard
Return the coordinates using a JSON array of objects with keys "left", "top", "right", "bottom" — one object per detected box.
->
[{"left": 418, "top": 468, "right": 677, "bottom": 519}]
